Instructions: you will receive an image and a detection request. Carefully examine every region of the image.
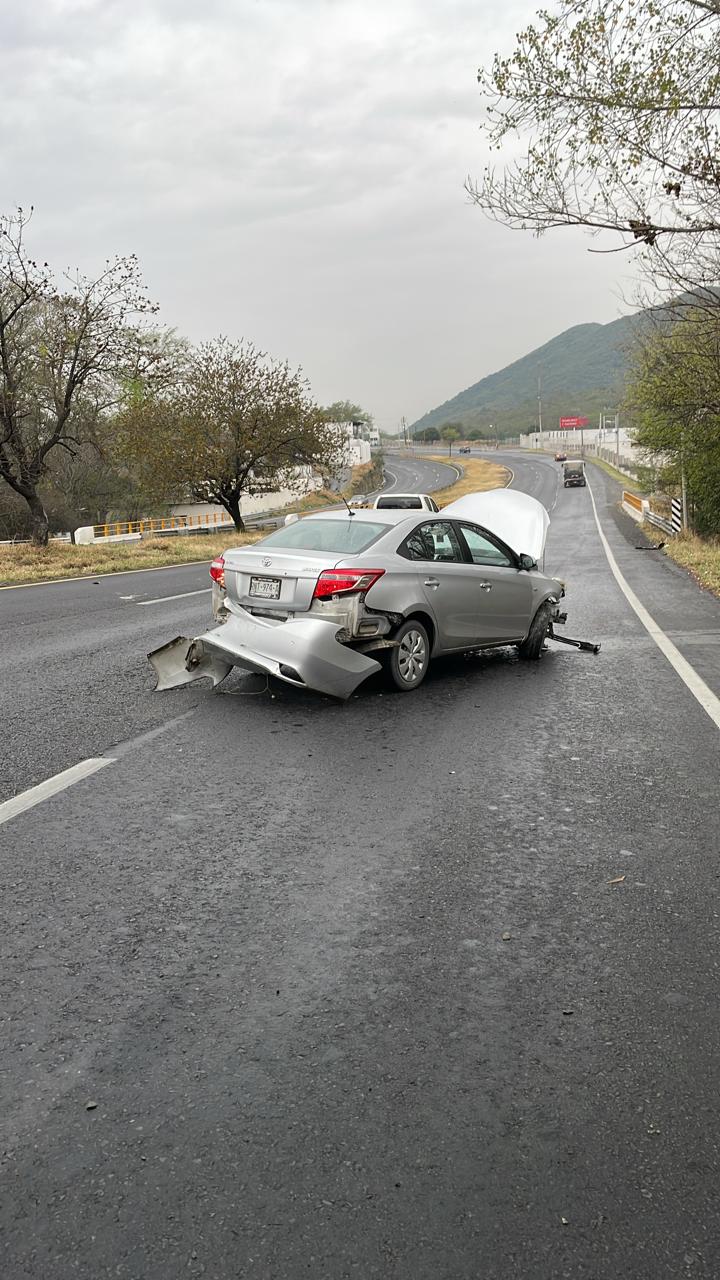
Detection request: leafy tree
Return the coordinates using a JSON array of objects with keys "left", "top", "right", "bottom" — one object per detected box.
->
[
  {"left": 0, "top": 208, "right": 159, "bottom": 544},
  {"left": 625, "top": 310, "right": 720, "bottom": 533},
  {"left": 116, "top": 338, "right": 343, "bottom": 532},
  {"left": 321, "top": 400, "right": 373, "bottom": 426},
  {"left": 469, "top": 0, "right": 720, "bottom": 303},
  {"left": 413, "top": 427, "right": 441, "bottom": 442},
  {"left": 440, "top": 425, "right": 460, "bottom": 455}
]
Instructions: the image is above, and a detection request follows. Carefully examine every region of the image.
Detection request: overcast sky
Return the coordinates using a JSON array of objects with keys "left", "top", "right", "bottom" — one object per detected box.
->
[{"left": 1, "top": 0, "right": 638, "bottom": 431}]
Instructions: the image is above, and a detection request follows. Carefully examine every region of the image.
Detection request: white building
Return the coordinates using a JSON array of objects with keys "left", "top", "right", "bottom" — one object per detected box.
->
[{"left": 326, "top": 420, "right": 371, "bottom": 466}]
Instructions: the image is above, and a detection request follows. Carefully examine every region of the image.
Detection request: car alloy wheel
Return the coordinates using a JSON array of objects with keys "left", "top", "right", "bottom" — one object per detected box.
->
[{"left": 388, "top": 620, "right": 430, "bottom": 691}]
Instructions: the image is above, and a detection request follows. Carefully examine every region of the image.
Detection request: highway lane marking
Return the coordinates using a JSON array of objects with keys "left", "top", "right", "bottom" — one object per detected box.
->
[
  {"left": 587, "top": 478, "right": 720, "bottom": 733},
  {"left": 0, "top": 758, "right": 115, "bottom": 828},
  {"left": 137, "top": 588, "right": 211, "bottom": 606}
]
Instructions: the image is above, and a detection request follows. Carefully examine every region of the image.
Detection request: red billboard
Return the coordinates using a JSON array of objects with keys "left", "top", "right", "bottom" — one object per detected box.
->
[{"left": 559, "top": 416, "right": 590, "bottom": 429}]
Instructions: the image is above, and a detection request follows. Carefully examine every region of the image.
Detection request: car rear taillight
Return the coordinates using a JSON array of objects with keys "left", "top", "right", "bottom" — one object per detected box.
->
[
  {"left": 312, "top": 568, "right": 385, "bottom": 600},
  {"left": 209, "top": 555, "right": 225, "bottom": 587}
]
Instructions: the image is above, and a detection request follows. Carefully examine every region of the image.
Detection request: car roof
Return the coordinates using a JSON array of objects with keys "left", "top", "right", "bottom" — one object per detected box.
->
[{"left": 308, "top": 507, "right": 417, "bottom": 526}]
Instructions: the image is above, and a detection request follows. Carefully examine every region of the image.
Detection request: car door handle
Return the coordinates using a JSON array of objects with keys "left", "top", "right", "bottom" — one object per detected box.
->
[
  {"left": 424, "top": 577, "right": 440, "bottom": 588},
  {"left": 479, "top": 581, "right": 492, "bottom": 591}
]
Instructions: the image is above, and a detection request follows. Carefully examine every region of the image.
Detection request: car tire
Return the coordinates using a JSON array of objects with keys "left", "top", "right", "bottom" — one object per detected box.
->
[
  {"left": 518, "top": 603, "right": 553, "bottom": 661},
  {"left": 387, "top": 620, "right": 430, "bottom": 692}
]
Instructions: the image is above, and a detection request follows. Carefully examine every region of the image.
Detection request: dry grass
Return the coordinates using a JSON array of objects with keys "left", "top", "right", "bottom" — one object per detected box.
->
[
  {"left": 265, "top": 459, "right": 384, "bottom": 517},
  {"left": 2, "top": 457, "right": 503, "bottom": 587},
  {"left": 427, "top": 455, "right": 511, "bottom": 506},
  {"left": 659, "top": 531, "right": 720, "bottom": 598},
  {"left": 0, "top": 532, "right": 262, "bottom": 587},
  {"left": 588, "top": 456, "right": 648, "bottom": 492}
]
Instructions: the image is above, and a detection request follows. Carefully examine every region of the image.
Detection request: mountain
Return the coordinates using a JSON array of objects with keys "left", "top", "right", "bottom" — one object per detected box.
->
[{"left": 410, "top": 311, "right": 645, "bottom": 438}]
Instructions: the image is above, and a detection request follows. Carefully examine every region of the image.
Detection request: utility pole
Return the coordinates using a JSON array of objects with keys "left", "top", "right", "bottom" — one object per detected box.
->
[
  {"left": 537, "top": 370, "right": 543, "bottom": 448},
  {"left": 615, "top": 413, "right": 620, "bottom": 469},
  {"left": 401, "top": 416, "right": 407, "bottom": 448}
]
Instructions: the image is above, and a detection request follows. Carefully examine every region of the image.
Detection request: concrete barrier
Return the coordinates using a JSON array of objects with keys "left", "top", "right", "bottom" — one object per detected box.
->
[{"left": 622, "top": 490, "right": 649, "bottom": 522}]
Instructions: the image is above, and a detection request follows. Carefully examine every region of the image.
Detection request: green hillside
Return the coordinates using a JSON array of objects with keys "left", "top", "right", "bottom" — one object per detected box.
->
[{"left": 410, "top": 311, "right": 644, "bottom": 438}]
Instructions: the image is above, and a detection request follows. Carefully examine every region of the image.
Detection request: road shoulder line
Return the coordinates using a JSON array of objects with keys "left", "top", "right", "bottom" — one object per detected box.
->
[
  {"left": 587, "top": 477, "right": 720, "bottom": 732},
  {"left": 0, "top": 758, "right": 115, "bottom": 828}
]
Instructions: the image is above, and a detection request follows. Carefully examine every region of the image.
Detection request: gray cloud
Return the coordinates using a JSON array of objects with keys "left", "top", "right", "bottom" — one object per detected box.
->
[{"left": 0, "top": 0, "right": 636, "bottom": 428}]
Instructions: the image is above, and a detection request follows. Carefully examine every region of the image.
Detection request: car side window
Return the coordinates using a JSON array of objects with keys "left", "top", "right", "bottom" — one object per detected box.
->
[
  {"left": 399, "top": 520, "right": 464, "bottom": 563},
  {"left": 458, "top": 523, "right": 513, "bottom": 568}
]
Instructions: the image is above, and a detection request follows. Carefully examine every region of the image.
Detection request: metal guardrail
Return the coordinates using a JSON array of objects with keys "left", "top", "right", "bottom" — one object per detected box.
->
[
  {"left": 92, "top": 512, "right": 235, "bottom": 538},
  {"left": 646, "top": 510, "right": 675, "bottom": 535}
]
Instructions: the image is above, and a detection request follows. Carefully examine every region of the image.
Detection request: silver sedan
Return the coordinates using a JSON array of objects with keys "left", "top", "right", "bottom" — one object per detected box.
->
[{"left": 149, "top": 491, "right": 566, "bottom": 699}]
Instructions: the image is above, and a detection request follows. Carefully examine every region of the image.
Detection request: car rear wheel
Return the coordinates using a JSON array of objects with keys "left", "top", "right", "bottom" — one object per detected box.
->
[
  {"left": 518, "top": 603, "right": 553, "bottom": 661},
  {"left": 387, "top": 620, "right": 430, "bottom": 691}
]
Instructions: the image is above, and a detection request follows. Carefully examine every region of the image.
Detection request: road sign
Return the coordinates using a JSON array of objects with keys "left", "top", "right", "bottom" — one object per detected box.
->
[{"left": 559, "top": 416, "right": 590, "bottom": 429}]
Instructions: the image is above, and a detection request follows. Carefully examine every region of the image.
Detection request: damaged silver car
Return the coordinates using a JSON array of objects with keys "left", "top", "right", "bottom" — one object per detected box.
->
[{"left": 149, "top": 489, "right": 591, "bottom": 700}]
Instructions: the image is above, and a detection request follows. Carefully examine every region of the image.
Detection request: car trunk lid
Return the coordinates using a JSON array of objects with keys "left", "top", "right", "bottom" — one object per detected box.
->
[{"left": 222, "top": 546, "right": 343, "bottom": 615}]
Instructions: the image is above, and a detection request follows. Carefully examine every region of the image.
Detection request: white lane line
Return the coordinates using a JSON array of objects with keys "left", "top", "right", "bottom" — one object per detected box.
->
[
  {"left": 0, "top": 758, "right": 115, "bottom": 828},
  {"left": 587, "top": 478, "right": 720, "bottom": 733},
  {"left": 137, "top": 588, "right": 211, "bottom": 606}
]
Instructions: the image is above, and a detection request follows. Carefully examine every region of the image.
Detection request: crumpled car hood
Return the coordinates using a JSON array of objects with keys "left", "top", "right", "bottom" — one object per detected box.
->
[{"left": 442, "top": 488, "right": 550, "bottom": 562}]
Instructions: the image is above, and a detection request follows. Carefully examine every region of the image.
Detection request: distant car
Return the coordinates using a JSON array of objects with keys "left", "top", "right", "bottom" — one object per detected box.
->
[
  {"left": 372, "top": 493, "right": 440, "bottom": 512},
  {"left": 563, "top": 460, "right": 586, "bottom": 487},
  {"left": 459, "top": 446, "right": 471, "bottom": 454},
  {"left": 555, "top": 451, "right": 567, "bottom": 462},
  {"left": 149, "top": 489, "right": 569, "bottom": 700}
]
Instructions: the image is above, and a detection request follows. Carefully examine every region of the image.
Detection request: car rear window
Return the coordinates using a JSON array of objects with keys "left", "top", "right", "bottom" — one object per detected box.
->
[
  {"left": 258, "top": 519, "right": 388, "bottom": 553},
  {"left": 376, "top": 495, "right": 423, "bottom": 509}
]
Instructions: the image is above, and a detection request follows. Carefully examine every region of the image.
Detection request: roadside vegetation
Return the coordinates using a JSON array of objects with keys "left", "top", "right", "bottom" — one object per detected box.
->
[
  {"left": 0, "top": 211, "right": 377, "bottom": 547},
  {"left": 266, "top": 457, "right": 384, "bottom": 517},
  {"left": 587, "top": 457, "right": 649, "bottom": 493},
  {"left": 471, "top": 0, "right": 720, "bottom": 557},
  {"left": 0, "top": 534, "right": 262, "bottom": 588},
  {"left": 429, "top": 456, "right": 510, "bottom": 506},
  {"left": 0, "top": 454, "right": 501, "bottom": 586}
]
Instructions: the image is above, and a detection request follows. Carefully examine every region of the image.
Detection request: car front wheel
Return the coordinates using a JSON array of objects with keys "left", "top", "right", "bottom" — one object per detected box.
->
[
  {"left": 387, "top": 620, "right": 430, "bottom": 691},
  {"left": 518, "top": 603, "right": 553, "bottom": 660}
]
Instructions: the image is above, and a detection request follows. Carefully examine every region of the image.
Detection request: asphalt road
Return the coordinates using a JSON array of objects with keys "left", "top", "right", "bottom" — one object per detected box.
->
[{"left": 2, "top": 452, "right": 720, "bottom": 1278}]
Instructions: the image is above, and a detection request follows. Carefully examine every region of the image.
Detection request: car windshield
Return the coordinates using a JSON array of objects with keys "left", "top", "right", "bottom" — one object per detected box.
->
[
  {"left": 376, "top": 495, "right": 422, "bottom": 509},
  {"left": 258, "top": 518, "right": 388, "bottom": 553}
]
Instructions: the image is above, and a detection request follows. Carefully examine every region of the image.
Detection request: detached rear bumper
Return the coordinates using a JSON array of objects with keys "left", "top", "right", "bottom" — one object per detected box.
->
[{"left": 148, "top": 607, "right": 383, "bottom": 700}]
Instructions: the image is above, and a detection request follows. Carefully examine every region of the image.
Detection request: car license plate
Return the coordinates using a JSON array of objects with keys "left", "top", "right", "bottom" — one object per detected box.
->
[{"left": 249, "top": 575, "right": 281, "bottom": 600}]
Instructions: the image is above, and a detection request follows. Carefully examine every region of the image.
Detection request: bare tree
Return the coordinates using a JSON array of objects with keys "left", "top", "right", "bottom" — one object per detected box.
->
[
  {"left": 469, "top": 0, "right": 720, "bottom": 302},
  {"left": 0, "top": 208, "right": 159, "bottom": 544}
]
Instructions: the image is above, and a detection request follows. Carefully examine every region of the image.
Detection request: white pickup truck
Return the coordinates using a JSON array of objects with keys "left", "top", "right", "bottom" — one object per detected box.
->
[{"left": 372, "top": 492, "right": 440, "bottom": 512}]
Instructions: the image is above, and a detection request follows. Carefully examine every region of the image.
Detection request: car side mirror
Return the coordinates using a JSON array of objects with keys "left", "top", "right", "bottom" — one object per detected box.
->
[{"left": 518, "top": 553, "right": 537, "bottom": 571}]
